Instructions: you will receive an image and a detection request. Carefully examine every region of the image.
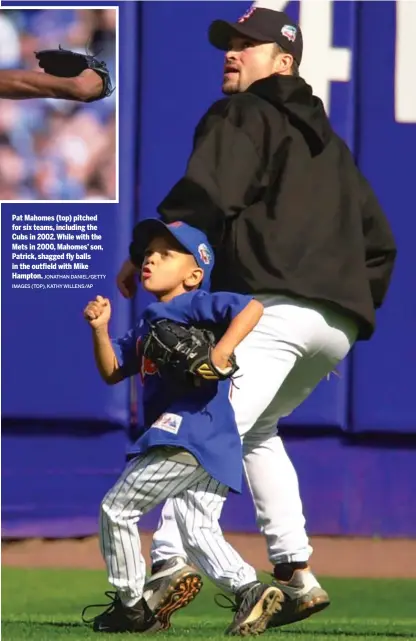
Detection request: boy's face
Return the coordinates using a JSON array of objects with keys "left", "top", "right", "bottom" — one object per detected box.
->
[{"left": 141, "top": 233, "right": 204, "bottom": 300}]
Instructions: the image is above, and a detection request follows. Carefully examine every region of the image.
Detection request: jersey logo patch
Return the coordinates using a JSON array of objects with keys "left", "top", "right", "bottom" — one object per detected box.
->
[{"left": 151, "top": 413, "right": 182, "bottom": 434}]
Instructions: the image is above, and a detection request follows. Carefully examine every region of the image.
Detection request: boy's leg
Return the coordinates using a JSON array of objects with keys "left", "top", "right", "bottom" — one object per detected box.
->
[
  {"left": 85, "top": 449, "right": 208, "bottom": 632},
  {"left": 171, "top": 480, "right": 284, "bottom": 637},
  {"left": 100, "top": 450, "right": 207, "bottom": 602},
  {"left": 172, "top": 480, "right": 255, "bottom": 592},
  {"left": 144, "top": 499, "right": 199, "bottom": 625}
]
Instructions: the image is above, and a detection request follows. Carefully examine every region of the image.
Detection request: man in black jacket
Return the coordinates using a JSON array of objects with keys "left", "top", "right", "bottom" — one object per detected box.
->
[{"left": 117, "top": 4, "right": 396, "bottom": 632}]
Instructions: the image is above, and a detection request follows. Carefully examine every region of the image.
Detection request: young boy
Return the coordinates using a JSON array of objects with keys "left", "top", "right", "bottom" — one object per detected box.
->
[{"left": 82, "top": 220, "right": 283, "bottom": 636}]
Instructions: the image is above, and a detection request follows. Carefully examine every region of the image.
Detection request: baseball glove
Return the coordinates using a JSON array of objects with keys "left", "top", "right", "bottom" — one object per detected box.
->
[
  {"left": 142, "top": 319, "right": 239, "bottom": 384},
  {"left": 35, "top": 45, "right": 114, "bottom": 101}
]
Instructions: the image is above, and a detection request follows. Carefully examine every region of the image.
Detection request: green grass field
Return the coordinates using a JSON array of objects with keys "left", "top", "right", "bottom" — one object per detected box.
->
[{"left": 2, "top": 567, "right": 416, "bottom": 641}]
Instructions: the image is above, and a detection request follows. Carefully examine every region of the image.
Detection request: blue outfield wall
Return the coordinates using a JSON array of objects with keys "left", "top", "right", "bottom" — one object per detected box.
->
[{"left": 2, "top": 1, "right": 416, "bottom": 539}]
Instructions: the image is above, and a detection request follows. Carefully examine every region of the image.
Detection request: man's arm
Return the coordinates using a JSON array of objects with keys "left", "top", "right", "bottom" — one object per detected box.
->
[
  {"left": 157, "top": 98, "right": 270, "bottom": 246},
  {"left": 0, "top": 68, "right": 102, "bottom": 101}
]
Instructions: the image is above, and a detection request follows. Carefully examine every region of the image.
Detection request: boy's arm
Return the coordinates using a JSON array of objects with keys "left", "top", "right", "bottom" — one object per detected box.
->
[
  {"left": 91, "top": 326, "right": 125, "bottom": 385},
  {"left": 211, "top": 299, "right": 264, "bottom": 370},
  {"left": 84, "top": 295, "right": 129, "bottom": 385}
]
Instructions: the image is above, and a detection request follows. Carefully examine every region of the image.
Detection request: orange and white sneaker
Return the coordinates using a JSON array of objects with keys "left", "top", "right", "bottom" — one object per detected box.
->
[
  {"left": 268, "top": 567, "right": 330, "bottom": 628},
  {"left": 143, "top": 557, "right": 202, "bottom": 630}
]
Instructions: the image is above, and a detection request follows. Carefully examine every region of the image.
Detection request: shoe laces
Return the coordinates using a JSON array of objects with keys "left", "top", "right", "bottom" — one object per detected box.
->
[
  {"left": 81, "top": 590, "right": 120, "bottom": 623},
  {"left": 214, "top": 593, "right": 239, "bottom": 612},
  {"left": 214, "top": 582, "right": 259, "bottom": 616}
]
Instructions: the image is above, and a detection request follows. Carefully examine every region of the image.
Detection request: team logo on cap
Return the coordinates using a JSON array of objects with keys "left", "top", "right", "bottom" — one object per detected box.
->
[
  {"left": 237, "top": 4, "right": 256, "bottom": 23},
  {"left": 198, "top": 243, "right": 211, "bottom": 265},
  {"left": 168, "top": 221, "right": 183, "bottom": 228},
  {"left": 281, "top": 24, "right": 297, "bottom": 42}
]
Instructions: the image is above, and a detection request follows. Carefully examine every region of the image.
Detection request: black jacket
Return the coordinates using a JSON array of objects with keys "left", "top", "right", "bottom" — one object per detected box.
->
[{"left": 158, "top": 75, "right": 397, "bottom": 340}]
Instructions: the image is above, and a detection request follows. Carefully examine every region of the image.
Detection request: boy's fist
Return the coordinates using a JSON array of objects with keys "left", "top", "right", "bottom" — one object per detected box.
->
[{"left": 84, "top": 295, "right": 111, "bottom": 328}]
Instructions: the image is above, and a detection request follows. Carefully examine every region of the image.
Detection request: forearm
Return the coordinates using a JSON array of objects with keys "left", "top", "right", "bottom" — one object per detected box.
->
[
  {"left": 216, "top": 299, "right": 264, "bottom": 356},
  {"left": 0, "top": 69, "right": 83, "bottom": 100},
  {"left": 91, "top": 326, "right": 124, "bottom": 384}
]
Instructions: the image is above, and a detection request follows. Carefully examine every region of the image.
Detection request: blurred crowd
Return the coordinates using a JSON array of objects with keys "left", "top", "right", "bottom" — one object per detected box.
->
[{"left": 0, "top": 9, "right": 116, "bottom": 201}]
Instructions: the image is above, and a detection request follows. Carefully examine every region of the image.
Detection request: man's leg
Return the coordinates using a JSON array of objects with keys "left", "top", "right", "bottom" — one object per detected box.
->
[
  {"left": 242, "top": 303, "right": 358, "bottom": 569},
  {"left": 242, "top": 426, "right": 329, "bottom": 627},
  {"left": 150, "top": 499, "right": 188, "bottom": 566},
  {"left": 240, "top": 303, "right": 357, "bottom": 627},
  {"left": 243, "top": 431, "right": 311, "bottom": 564}
]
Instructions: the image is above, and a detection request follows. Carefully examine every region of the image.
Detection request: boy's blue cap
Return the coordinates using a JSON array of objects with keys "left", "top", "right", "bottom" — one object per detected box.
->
[{"left": 130, "top": 219, "right": 214, "bottom": 291}]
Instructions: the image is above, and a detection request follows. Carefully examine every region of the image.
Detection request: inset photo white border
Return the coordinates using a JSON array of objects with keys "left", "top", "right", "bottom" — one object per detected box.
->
[{"left": 0, "top": 5, "right": 119, "bottom": 204}]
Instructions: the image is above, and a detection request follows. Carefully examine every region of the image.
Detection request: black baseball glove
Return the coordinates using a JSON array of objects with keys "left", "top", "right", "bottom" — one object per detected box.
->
[
  {"left": 35, "top": 45, "right": 114, "bottom": 101},
  {"left": 141, "top": 319, "right": 239, "bottom": 385}
]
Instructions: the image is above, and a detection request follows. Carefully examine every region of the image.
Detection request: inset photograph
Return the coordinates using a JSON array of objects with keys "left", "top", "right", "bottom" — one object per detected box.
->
[{"left": 0, "top": 8, "right": 117, "bottom": 201}]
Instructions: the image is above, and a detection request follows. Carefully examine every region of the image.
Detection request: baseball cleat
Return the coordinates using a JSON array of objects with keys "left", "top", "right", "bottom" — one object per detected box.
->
[
  {"left": 221, "top": 581, "right": 284, "bottom": 636},
  {"left": 268, "top": 568, "right": 330, "bottom": 628},
  {"left": 143, "top": 556, "right": 203, "bottom": 629},
  {"left": 81, "top": 591, "right": 163, "bottom": 633}
]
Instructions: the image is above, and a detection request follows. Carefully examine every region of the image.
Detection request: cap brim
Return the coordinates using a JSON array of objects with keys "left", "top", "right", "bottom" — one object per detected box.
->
[
  {"left": 130, "top": 219, "right": 171, "bottom": 266},
  {"left": 208, "top": 19, "right": 274, "bottom": 51},
  {"left": 130, "top": 218, "right": 197, "bottom": 268}
]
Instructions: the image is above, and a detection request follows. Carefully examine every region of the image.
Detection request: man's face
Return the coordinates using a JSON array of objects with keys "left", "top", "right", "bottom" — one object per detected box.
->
[{"left": 222, "top": 36, "right": 291, "bottom": 94}]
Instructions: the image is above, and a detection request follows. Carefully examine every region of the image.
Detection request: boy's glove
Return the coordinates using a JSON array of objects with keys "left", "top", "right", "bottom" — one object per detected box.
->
[
  {"left": 142, "top": 319, "right": 239, "bottom": 383},
  {"left": 35, "top": 46, "right": 114, "bottom": 101}
]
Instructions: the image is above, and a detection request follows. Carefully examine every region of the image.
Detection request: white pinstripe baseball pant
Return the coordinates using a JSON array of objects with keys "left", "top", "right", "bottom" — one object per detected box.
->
[{"left": 100, "top": 447, "right": 257, "bottom": 606}]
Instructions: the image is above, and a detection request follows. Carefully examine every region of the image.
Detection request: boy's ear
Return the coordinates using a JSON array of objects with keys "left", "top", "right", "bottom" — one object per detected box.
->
[{"left": 184, "top": 267, "right": 204, "bottom": 289}]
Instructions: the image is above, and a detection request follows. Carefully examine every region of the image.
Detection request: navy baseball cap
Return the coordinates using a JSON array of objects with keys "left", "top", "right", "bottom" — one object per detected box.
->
[
  {"left": 209, "top": 4, "right": 303, "bottom": 65},
  {"left": 129, "top": 219, "right": 214, "bottom": 291}
]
